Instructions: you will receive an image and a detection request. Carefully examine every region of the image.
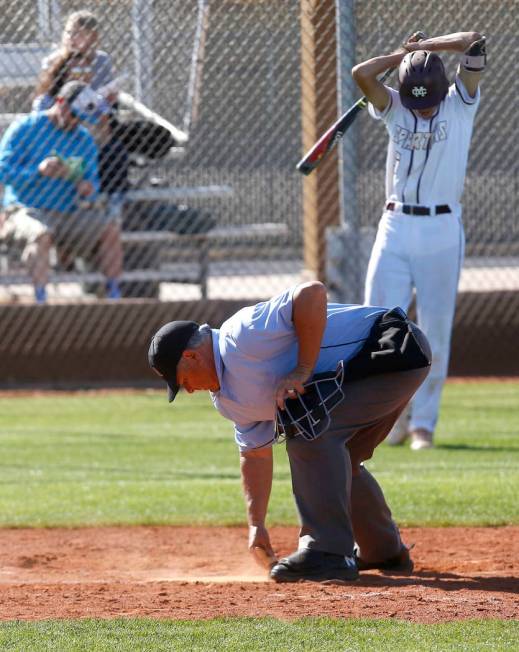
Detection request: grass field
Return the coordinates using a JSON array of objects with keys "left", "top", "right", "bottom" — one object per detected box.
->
[
  {"left": 0, "top": 381, "right": 517, "bottom": 649},
  {"left": 0, "top": 618, "right": 517, "bottom": 652},
  {"left": 0, "top": 382, "right": 517, "bottom": 527}
]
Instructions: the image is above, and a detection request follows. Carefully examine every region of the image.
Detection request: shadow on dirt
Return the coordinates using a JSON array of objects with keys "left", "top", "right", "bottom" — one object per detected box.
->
[{"left": 358, "top": 570, "right": 519, "bottom": 594}]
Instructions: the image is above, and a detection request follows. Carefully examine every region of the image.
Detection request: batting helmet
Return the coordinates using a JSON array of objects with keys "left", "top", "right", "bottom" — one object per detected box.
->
[{"left": 398, "top": 50, "right": 449, "bottom": 110}]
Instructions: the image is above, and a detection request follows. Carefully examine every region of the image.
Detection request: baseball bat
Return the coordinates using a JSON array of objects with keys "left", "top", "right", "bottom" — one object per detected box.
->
[
  {"left": 296, "top": 32, "right": 426, "bottom": 176},
  {"left": 296, "top": 67, "right": 393, "bottom": 176}
]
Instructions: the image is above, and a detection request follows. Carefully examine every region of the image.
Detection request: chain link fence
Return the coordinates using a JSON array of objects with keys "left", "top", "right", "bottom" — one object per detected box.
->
[
  {"left": 0, "top": 0, "right": 517, "bottom": 383},
  {"left": 0, "top": 0, "right": 307, "bottom": 307},
  {"left": 336, "top": 0, "right": 519, "bottom": 300},
  {"left": 363, "top": 2, "right": 518, "bottom": 244}
]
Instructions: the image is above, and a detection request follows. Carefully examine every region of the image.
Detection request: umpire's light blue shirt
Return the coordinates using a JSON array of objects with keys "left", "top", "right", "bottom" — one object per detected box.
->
[{"left": 210, "top": 286, "right": 386, "bottom": 452}]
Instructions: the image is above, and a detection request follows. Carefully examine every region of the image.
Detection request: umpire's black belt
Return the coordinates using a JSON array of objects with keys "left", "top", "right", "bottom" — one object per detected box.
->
[{"left": 386, "top": 201, "right": 451, "bottom": 216}]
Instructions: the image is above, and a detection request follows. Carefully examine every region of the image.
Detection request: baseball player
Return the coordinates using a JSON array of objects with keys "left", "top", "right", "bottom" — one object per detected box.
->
[
  {"left": 149, "top": 282, "right": 431, "bottom": 582},
  {"left": 352, "top": 31, "right": 485, "bottom": 449}
]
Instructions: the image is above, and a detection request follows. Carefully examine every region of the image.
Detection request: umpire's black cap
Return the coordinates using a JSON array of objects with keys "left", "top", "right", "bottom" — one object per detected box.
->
[{"left": 148, "top": 321, "right": 199, "bottom": 402}]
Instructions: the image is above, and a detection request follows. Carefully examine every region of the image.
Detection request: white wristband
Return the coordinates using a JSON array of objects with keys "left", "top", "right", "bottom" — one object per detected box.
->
[{"left": 461, "top": 53, "right": 486, "bottom": 72}]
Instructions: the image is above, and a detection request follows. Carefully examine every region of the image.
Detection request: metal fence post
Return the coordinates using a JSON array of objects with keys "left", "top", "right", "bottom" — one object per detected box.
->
[
  {"left": 37, "top": 0, "right": 61, "bottom": 43},
  {"left": 132, "top": 0, "right": 154, "bottom": 106},
  {"left": 326, "top": 0, "right": 365, "bottom": 303}
]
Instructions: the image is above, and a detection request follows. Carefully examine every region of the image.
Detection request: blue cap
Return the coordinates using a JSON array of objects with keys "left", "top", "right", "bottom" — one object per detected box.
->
[{"left": 58, "top": 80, "right": 111, "bottom": 124}]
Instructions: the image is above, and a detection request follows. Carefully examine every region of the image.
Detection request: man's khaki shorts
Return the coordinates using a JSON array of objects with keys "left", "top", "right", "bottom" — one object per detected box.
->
[{"left": 1, "top": 205, "right": 116, "bottom": 256}]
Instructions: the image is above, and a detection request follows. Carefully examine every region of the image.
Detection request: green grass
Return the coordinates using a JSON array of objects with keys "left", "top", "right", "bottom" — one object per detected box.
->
[
  {"left": 0, "top": 618, "right": 517, "bottom": 651},
  {"left": 0, "top": 382, "right": 517, "bottom": 527}
]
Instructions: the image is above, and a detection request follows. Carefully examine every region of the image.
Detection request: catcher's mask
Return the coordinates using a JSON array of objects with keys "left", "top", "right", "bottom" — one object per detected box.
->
[
  {"left": 398, "top": 50, "right": 449, "bottom": 110},
  {"left": 275, "top": 361, "right": 345, "bottom": 442}
]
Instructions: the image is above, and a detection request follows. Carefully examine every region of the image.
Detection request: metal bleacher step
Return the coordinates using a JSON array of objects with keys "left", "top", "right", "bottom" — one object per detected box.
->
[
  {"left": 121, "top": 222, "right": 288, "bottom": 244},
  {"left": 0, "top": 267, "right": 203, "bottom": 286}
]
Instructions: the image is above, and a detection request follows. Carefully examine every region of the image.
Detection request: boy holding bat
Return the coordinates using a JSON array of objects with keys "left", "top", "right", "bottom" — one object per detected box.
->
[{"left": 351, "top": 31, "right": 485, "bottom": 450}]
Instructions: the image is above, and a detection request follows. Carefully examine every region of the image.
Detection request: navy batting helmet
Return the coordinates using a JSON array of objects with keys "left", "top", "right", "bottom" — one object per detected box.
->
[{"left": 398, "top": 50, "right": 449, "bottom": 110}]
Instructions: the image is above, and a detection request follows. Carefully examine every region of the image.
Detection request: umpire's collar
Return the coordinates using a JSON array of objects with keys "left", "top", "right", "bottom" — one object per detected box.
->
[{"left": 210, "top": 329, "right": 224, "bottom": 397}]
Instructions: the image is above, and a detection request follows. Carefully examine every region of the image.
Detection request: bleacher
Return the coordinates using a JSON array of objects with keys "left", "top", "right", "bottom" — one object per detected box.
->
[{"left": 0, "top": 42, "right": 283, "bottom": 300}]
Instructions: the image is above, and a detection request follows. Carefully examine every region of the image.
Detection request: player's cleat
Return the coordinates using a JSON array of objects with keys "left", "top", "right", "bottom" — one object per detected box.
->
[
  {"left": 386, "top": 406, "right": 410, "bottom": 445},
  {"left": 355, "top": 544, "right": 414, "bottom": 574},
  {"left": 270, "top": 548, "right": 359, "bottom": 583},
  {"left": 410, "top": 428, "right": 434, "bottom": 450}
]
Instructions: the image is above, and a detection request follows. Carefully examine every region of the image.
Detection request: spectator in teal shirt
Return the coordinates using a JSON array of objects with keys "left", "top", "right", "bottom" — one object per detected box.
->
[
  {"left": 1, "top": 101, "right": 99, "bottom": 213},
  {"left": 0, "top": 81, "right": 122, "bottom": 303}
]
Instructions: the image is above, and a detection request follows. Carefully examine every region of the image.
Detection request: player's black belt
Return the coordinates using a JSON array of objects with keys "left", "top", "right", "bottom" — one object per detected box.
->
[{"left": 386, "top": 202, "right": 451, "bottom": 216}]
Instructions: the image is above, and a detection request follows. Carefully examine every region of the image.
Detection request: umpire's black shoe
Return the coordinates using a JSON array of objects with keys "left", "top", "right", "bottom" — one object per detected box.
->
[
  {"left": 354, "top": 545, "right": 414, "bottom": 574},
  {"left": 270, "top": 548, "right": 359, "bottom": 583}
]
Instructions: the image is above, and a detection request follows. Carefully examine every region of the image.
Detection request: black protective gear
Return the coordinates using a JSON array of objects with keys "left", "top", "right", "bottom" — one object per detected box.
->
[
  {"left": 274, "top": 308, "right": 431, "bottom": 443},
  {"left": 275, "top": 361, "right": 346, "bottom": 442}
]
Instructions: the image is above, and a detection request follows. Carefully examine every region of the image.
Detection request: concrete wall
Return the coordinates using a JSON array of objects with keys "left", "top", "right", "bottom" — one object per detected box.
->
[{"left": 1, "top": 292, "right": 517, "bottom": 391}]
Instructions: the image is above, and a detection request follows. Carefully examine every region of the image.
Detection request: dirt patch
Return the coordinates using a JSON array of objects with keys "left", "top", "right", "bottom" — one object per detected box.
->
[{"left": 0, "top": 526, "right": 517, "bottom": 622}]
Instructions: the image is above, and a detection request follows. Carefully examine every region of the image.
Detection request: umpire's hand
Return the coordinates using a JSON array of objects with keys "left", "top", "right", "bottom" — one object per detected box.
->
[
  {"left": 249, "top": 524, "right": 277, "bottom": 569},
  {"left": 275, "top": 367, "right": 310, "bottom": 409}
]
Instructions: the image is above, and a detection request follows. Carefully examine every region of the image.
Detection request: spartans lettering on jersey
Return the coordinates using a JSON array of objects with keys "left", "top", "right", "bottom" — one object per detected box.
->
[{"left": 393, "top": 121, "right": 448, "bottom": 150}]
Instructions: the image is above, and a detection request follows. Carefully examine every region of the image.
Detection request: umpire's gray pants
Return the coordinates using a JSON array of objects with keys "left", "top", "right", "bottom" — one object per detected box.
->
[{"left": 286, "top": 364, "right": 429, "bottom": 562}]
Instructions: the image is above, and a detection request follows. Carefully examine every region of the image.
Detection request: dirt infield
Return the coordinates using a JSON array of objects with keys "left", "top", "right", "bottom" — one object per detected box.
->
[{"left": 0, "top": 526, "right": 517, "bottom": 622}]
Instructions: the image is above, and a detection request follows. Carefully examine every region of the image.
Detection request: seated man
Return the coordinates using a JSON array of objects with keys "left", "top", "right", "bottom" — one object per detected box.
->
[
  {"left": 0, "top": 81, "right": 123, "bottom": 302},
  {"left": 34, "top": 36, "right": 130, "bottom": 197}
]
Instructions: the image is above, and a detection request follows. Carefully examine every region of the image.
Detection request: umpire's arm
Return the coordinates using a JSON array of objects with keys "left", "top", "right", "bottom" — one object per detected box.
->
[
  {"left": 241, "top": 281, "right": 328, "bottom": 556},
  {"left": 275, "top": 281, "right": 328, "bottom": 409},
  {"left": 240, "top": 446, "right": 275, "bottom": 556}
]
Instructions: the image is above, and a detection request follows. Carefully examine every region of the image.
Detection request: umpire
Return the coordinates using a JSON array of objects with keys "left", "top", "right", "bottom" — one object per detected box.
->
[{"left": 149, "top": 282, "right": 431, "bottom": 583}]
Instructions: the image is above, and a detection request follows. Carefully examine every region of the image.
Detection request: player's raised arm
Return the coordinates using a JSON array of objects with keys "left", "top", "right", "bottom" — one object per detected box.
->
[
  {"left": 404, "top": 31, "right": 485, "bottom": 97},
  {"left": 404, "top": 31, "right": 482, "bottom": 55},
  {"left": 458, "top": 35, "right": 486, "bottom": 97},
  {"left": 352, "top": 32, "right": 426, "bottom": 112},
  {"left": 352, "top": 50, "right": 403, "bottom": 113}
]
